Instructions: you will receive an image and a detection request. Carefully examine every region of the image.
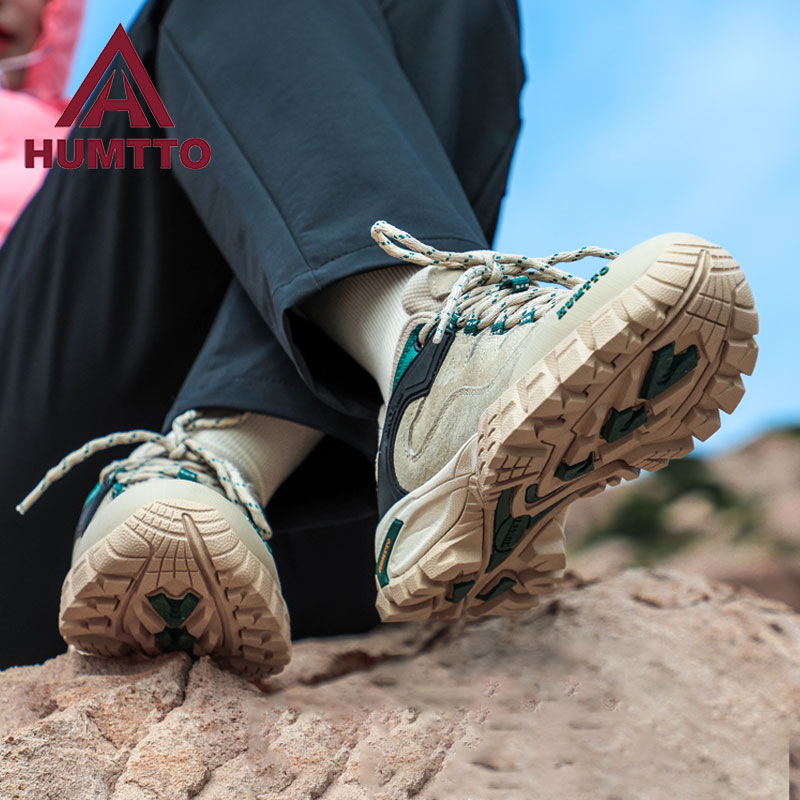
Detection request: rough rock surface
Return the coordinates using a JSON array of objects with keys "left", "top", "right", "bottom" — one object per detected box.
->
[{"left": 1, "top": 570, "right": 798, "bottom": 799}]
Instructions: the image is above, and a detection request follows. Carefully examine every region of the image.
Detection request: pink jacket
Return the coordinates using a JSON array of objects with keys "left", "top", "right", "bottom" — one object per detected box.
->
[{"left": 0, "top": 0, "right": 84, "bottom": 243}]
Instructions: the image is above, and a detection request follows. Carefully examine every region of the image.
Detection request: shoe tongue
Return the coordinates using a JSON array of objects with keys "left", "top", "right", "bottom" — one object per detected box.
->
[{"left": 401, "top": 265, "right": 461, "bottom": 315}]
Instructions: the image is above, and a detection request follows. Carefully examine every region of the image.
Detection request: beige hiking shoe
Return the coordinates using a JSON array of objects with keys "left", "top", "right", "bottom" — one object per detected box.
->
[
  {"left": 16, "top": 410, "right": 291, "bottom": 678},
  {"left": 372, "top": 221, "right": 758, "bottom": 622}
]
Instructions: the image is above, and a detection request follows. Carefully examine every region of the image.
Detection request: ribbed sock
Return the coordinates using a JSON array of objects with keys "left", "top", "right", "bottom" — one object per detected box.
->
[
  {"left": 190, "top": 412, "right": 323, "bottom": 507},
  {"left": 303, "top": 265, "right": 417, "bottom": 403}
]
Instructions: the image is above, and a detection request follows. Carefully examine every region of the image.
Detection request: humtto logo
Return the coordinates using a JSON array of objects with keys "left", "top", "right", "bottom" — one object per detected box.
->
[{"left": 25, "top": 25, "right": 210, "bottom": 170}]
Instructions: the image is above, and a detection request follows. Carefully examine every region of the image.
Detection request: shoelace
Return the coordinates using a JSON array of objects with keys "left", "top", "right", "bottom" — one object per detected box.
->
[
  {"left": 371, "top": 221, "right": 619, "bottom": 344},
  {"left": 16, "top": 409, "right": 272, "bottom": 542}
]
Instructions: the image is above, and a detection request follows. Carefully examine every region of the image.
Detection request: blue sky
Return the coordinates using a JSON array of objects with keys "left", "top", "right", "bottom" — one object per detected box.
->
[{"left": 68, "top": 0, "right": 798, "bottom": 455}]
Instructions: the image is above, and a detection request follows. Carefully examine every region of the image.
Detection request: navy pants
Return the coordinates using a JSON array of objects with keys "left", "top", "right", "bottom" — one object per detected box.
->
[{"left": 0, "top": 0, "right": 524, "bottom": 666}]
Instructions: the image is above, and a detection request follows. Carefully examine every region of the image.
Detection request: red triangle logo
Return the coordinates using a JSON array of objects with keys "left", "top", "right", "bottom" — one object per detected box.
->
[{"left": 57, "top": 25, "right": 174, "bottom": 129}]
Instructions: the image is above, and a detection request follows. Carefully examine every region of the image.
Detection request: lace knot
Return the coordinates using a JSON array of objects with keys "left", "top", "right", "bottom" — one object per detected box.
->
[
  {"left": 15, "top": 409, "right": 272, "bottom": 544},
  {"left": 166, "top": 441, "right": 188, "bottom": 460}
]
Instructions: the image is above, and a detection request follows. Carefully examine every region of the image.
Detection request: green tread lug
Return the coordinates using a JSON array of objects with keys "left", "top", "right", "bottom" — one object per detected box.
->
[
  {"left": 487, "top": 549, "right": 510, "bottom": 572},
  {"left": 601, "top": 405, "right": 648, "bottom": 443},
  {"left": 447, "top": 580, "right": 475, "bottom": 603},
  {"left": 489, "top": 488, "right": 533, "bottom": 571},
  {"left": 640, "top": 342, "right": 699, "bottom": 400},
  {"left": 154, "top": 627, "right": 196, "bottom": 653},
  {"left": 488, "top": 486, "right": 563, "bottom": 572},
  {"left": 148, "top": 592, "right": 200, "bottom": 628},
  {"left": 555, "top": 453, "right": 595, "bottom": 482},
  {"left": 477, "top": 577, "right": 516, "bottom": 602}
]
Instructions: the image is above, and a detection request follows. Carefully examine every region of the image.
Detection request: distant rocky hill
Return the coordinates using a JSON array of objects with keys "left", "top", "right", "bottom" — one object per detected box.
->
[{"left": 568, "top": 426, "right": 800, "bottom": 610}]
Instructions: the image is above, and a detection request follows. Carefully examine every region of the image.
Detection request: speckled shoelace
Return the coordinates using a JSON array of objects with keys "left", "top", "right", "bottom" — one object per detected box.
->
[
  {"left": 371, "top": 220, "right": 619, "bottom": 344},
  {"left": 16, "top": 409, "right": 271, "bottom": 541}
]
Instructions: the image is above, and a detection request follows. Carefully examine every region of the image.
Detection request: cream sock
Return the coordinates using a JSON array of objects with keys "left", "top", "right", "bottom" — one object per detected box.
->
[
  {"left": 190, "top": 412, "right": 323, "bottom": 507},
  {"left": 303, "top": 265, "right": 417, "bottom": 403}
]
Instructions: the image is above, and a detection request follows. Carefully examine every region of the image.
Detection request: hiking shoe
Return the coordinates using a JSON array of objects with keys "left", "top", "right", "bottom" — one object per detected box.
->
[
  {"left": 371, "top": 221, "right": 758, "bottom": 622},
  {"left": 16, "top": 410, "right": 291, "bottom": 677}
]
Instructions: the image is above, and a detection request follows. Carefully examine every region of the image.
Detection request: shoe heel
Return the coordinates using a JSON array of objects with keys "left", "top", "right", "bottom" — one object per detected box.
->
[{"left": 60, "top": 498, "right": 292, "bottom": 677}]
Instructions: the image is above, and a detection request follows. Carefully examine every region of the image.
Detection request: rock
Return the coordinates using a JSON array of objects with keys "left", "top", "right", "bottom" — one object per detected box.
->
[
  {"left": 0, "top": 569, "right": 798, "bottom": 799},
  {"left": 567, "top": 429, "right": 800, "bottom": 612}
]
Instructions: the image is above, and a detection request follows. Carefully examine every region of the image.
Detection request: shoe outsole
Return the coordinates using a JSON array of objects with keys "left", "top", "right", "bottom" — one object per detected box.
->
[
  {"left": 375, "top": 241, "right": 758, "bottom": 622},
  {"left": 59, "top": 497, "right": 291, "bottom": 678}
]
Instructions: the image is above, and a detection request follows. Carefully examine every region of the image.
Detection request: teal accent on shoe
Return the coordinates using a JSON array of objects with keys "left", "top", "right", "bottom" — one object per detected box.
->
[
  {"left": 447, "top": 579, "right": 475, "bottom": 603},
  {"left": 154, "top": 627, "right": 196, "bottom": 653},
  {"left": 176, "top": 467, "right": 198, "bottom": 482},
  {"left": 477, "top": 577, "right": 516, "bottom": 601},
  {"left": 392, "top": 325, "right": 425, "bottom": 391},
  {"left": 601, "top": 406, "right": 648, "bottom": 443},
  {"left": 83, "top": 480, "right": 103, "bottom": 508},
  {"left": 640, "top": 342, "right": 699, "bottom": 400},
  {"left": 488, "top": 487, "right": 562, "bottom": 572},
  {"left": 491, "top": 316, "right": 506, "bottom": 334},
  {"left": 500, "top": 275, "right": 530, "bottom": 293},
  {"left": 111, "top": 481, "right": 126, "bottom": 499},
  {"left": 148, "top": 592, "right": 199, "bottom": 628},
  {"left": 555, "top": 453, "right": 595, "bottom": 482},
  {"left": 376, "top": 519, "right": 404, "bottom": 587}
]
